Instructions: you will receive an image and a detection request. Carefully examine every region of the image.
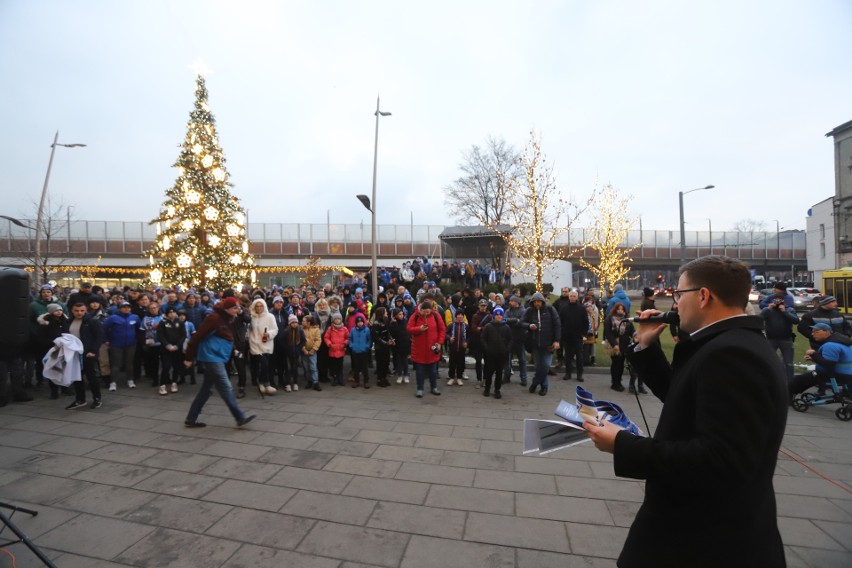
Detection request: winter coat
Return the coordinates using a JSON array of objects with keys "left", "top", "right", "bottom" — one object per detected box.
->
[
  {"left": 604, "top": 314, "right": 635, "bottom": 353},
  {"left": 446, "top": 321, "right": 469, "bottom": 353},
  {"left": 605, "top": 288, "right": 631, "bottom": 318},
  {"left": 157, "top": 317, "right": 186, "bottom": 351},
  {"left": 480, "top": 321, "right": 512, "bottom": 358},
  {"left": 503, "top": 305, "right": 529, "bottom": 345},
  {"left": 42, "top": 333, "right": 84, "bottom": 387},
  {"left": 102, "top": 311, "right": 142, "bottom": 348},
  {"left": 811, "top": 333, "right": 852, "bottom": 378},
  {"left": 469, "top": 310, "right": 492, "bottom": 348},
  {"left": 141, "top": 314, "right": 163, "bottom": 347},
  {"left": 371, "top": 320, "right": 391, "bottom": 351},
  {"left": 35, "top": 312, "right": 66, "bottom": 356},
  {"left": 185, "top": 305, "right": 235, "bottom": 364},
  {"left": 324, "top": 324, "right": 350, "bottom": 358},
  {"left": 522, "top": 294, "right": 561, "bottom": 350},
  {"left": 248, "top": 299, "right": 278, "bottom": 355},
  {"left": 559, "top": 302, "right": 590, "bottom": 343},
  {"left": 270, "top": 307, "right": 289, "bottom": 344},
  {"left": 303, "top": 326, "right": 322, "bottom": 355},
  {"left": 62, "top": 314, "right": 104, "bottom": 356},
  {"left": 407, "top": 308, "right": 446, "bottom": 364},
  {"left": 798, "top": 306, "right": 852, "bottom": 349},
  {"left": 283, "top": 325, "right": 306, "bottom": 357},
  {"left": 760, "top": 298, "right": 799, "bottom": 340},
  {"left": 388, "top": 319, "right": 411, "bottom": 356},
  {"left": 349, "top": 325, "right": 373, "bottom": 354}
]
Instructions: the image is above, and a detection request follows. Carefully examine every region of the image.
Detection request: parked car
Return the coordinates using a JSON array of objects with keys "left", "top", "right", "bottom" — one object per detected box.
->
[
  {"left": 748, "top": 288, "right": 760, "bottom": 302},
  {"left": 757, "top": 288, "right": 777, "bottom": 304},
  {"left": 789, "top": 287, "right": 821, "bottom": 299}
]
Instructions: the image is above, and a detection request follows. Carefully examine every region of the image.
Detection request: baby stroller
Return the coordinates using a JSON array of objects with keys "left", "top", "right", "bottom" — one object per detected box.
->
[{"left": 791, "top": 377, "right": 852, "bottom": 421}]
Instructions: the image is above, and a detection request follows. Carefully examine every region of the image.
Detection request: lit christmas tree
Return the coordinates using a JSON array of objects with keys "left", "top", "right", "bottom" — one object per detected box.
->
[
  {"left": 147, "top": 75, "right": 255, "bottom": 290},
  {"left": 580, "top": 182, "right": 640, "bottom": 292}
]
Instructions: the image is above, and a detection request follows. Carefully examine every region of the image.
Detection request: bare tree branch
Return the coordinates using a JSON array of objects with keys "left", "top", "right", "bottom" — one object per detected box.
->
[{"left": 443, "top": 135, "right": 520, "bottom": 226}]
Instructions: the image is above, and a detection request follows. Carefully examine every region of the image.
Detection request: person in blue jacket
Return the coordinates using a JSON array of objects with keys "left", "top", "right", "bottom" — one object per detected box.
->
[
  {"left": 348, "top": 314, "right": 373, "bottom": 388},
  {"left": 102, "top": 301, "right": 141, "bottom": 391},
  {"left": 605, "top": 284, "right": 631, "bottom": 318}
]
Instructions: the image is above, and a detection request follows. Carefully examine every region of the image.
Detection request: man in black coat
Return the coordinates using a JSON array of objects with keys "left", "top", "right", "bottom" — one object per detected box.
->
[
  {"left": 558, "top": 290, "right": 589, "bottom": 382},
  {"left": 584, "top": 255, "right": 788, "bottom": 568}
]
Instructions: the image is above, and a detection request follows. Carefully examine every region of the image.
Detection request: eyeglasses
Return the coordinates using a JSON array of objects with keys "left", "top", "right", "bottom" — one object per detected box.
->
[{"left": 672, "top": 288, "right": 701, "bottom": 303}]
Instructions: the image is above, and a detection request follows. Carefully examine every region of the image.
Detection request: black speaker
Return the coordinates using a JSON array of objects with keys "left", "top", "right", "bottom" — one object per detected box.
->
[{"left": 0, "top": 268, "right": 30, "bottom": 347}]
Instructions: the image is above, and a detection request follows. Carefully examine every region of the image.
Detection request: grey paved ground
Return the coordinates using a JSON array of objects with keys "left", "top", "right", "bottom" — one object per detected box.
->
[{"left": 0, "top": 367, "right": 850, "bottom": 568}]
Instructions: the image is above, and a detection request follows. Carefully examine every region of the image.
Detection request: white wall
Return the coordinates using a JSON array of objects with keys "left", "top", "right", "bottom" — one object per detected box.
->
[{"left": 806, "top": 197, "right": 836, "bottom": 285}]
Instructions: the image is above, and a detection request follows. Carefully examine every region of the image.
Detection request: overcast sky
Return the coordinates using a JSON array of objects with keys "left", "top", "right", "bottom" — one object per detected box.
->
[{"left": 2, "top": 0, "right": 850, "bottom": 235}]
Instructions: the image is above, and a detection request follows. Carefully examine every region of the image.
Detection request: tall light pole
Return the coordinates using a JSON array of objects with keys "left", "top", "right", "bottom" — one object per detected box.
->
[
  {"left": 678, "top": 185, "right": 715, "bottom": 263},
  {"left": 367, "top": 96, "right": 391, "bottom": 302},
  {"left": 706, "top": 218, "right": 712, "bottom": 256},
  {"left": 36, "top": 131, "right": 86, "bottom": 284}
]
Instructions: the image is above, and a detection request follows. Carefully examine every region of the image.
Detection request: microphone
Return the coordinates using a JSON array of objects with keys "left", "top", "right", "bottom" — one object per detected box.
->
[{"left": 630, "top": 311, "right": 679, "bottom": 324}]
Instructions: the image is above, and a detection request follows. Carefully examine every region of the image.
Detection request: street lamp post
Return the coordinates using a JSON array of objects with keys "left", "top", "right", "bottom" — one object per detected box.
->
[
  {"left": 678, "top": 185, "right": 715, "bottom": 263},
  {"left": 707, "top": 218, "right": 712, "bottom": 256},
  {"left": 367, "top": 97, "right": 391, "bottom": 302},
  {"left": 36, "top": 131, "right": 86, "bottom": 284}
]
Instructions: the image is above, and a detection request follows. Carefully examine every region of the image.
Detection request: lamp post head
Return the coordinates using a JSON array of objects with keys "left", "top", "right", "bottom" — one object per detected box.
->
[
  {"left": 376, "top": 111, "right": 391, "bottom": 117},
  {"left": 54, "top": 143, "right": 87, "bottom": 148},
  {"left": 356, "top": 194, "right": 372, "bottom": 212},
  {"left": 704, "top": 185, "right": 714, "bottom": 189}
]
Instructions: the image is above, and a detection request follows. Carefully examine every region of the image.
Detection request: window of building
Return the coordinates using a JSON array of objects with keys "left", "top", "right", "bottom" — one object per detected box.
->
[{"left": 820, "top": 223, "right": 825, "bottom": 240}]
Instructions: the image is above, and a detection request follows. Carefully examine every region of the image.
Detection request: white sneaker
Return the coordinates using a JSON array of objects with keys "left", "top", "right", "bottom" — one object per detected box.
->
[
  {"left": 127, "top": 380, "right": 136, "bottom": 389},
  {"left": 475, "top": 381, "right": 482, "bottom": 389},
  {"left": 447, "top": 378, "right": 455, "bottom": 386},
  {"left": 258, "top": 384, "right": 268, "bottom": 394},
  {"left": 158, "top": 385, "right": 167, "bottom": 396},
  {"left": 285, "top": 385, "right": 292, "bottom": 392},
  {"left": 456, "top": 379, "right": 463, "bottom": 386},
  {"left": 293, "top": 384, "right": 299, "bottom": 392},
  {"left": 108, "top": 382, "right": 117, "bottom": 392},
  {"left": 462, "top": 374, "right": 469, "bottom": 379},
  {"left": 170, "top": 382, "right": 178, "bottom": 393},
  {"left": 265, "top": 385, "right": 277, "bottom": 395},
  {"left": 403, "top": 376, "right": 410, "bottom": 384},
  {"left": 396, "top": 376, "right": 403, "bottom": 384}
]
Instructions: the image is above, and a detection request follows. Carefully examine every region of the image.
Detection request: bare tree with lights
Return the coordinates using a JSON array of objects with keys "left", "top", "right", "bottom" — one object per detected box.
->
[
  {"left": 579, "top": 182, "right": 640, "bottom": 293},
  {"left": 731, "top": 218, "right": 767, "bottom": 232},
  {"left": 5, "top": 198, "right": 75, "bottom": 283},
  {"left": 502, "top": 130, "right": 589, "bottom": 292},
  {"left": 147, "top": 75, "right": 255, "bottom": 290},
  {"left": 444, "top": 135, "right": 520, "bottom": 227}
]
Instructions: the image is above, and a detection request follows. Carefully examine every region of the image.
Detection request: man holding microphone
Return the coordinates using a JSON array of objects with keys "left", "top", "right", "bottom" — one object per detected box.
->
[{"left": 584, "top": 256, "right": 788, "bottom": 567}]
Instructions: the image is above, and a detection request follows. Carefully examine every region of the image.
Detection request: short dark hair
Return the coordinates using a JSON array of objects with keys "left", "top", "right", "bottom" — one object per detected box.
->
[
  {"left": 420, "top": 300, "right": 433, "bottom": 310},
  {"left": 71, "top": 302, "right": 87, "bottom": 309},
  {"left": 679, "top": 255, "right": 750, "bottom": 309}
]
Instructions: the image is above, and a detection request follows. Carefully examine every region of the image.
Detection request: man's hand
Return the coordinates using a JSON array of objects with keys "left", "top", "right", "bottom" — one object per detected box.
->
[
  {"left": 583, "top": 419, "right": 624, "bottom": 453},
  {"left": 551, "top": 341, "right": 560, "bottom": 351},
  {"left": 183, "top": 360, "right": 193, "bottom": 368},
  {"left": 85, "top": 352, "right": 96, "bottom": 358},
  {"left": 633, "top": 309, "right": 668, "bottom": 349}
]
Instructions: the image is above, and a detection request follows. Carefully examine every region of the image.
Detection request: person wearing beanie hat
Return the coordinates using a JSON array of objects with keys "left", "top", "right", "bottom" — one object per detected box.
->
[
  {"left": 640, "top": 288, "right": 656, "bottom": 312},
  {"left": 789, "top": 321, "right": 852, "bottom": 400},
  {"left": 480, "top": 305, "right": 511, "bottom": 398},
  {"left": 348, "top": 314, "right": 372, "bottom": 388},
  {"left": 388, "top": 306, "right": 412, "bottom": 384},
  {"left": 797, "top": 294, "right": 852, "bottom": 349},
  {"left": 324, "top": 313, "right": 350, "bottom": 386},
  {"left": 282, "top": 313, "right": 306, "bottom": 391},
  {"left": 503, "top": 294, "right": 530, "bottom": 387},
  {"left": 184, "top": 297, "right": 256, "bottom": 428},
  {"left": 407, "top": 300, "right": 446, "bottom": 397},
  {"left": 522, "top": 292, "right": 561, "bottom": 396},
  {"left": 35, "top": 302, "right": 68, "bottom": 399}
]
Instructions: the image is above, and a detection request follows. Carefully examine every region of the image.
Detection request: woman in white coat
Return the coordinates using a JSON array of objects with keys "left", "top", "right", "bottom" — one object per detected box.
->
[{"left": 248, "top": 299, "right": 278, "bottom": 395}]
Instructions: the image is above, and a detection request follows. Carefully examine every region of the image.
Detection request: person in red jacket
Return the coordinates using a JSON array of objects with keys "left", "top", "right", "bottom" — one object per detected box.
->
[
  {"left": 323, "top": 314, "right": 350, "bottom": 386},
  {"left": 406, "top": 299, "right": 446, "bottom": 398}
]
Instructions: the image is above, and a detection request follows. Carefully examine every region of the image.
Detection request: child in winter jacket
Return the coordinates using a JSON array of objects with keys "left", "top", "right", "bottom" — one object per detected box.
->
[
  {"left": 283, "top": 315, "right": 306, "bottom": 391},
  {"left": 301, "top": 315, "right": 322, "bottom": 391},
  {"left": 324, "top": 314, "right": 349, "bottom": 386},
  {"left": 388, "top": 308, "right": 411, "bottom": 384},
  {"left": 348, "top": 314, "right": 373, "bottom": 388},
  {"left": 446, "top": 310, "right": 468, "bottom": 386},
  {"left": 480, "top": 307, "right": 512, "bottom": 398},
  {"left": 370, "top": 307, "right": 392, "bottom": 387}
]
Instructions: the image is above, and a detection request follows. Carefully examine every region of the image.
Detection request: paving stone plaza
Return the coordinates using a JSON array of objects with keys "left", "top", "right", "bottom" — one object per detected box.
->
[{"left": 0, "top": 366, "right": 849, "bottom": 568}]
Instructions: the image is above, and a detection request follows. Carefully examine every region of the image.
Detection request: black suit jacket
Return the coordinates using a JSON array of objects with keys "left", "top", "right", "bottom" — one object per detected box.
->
[{"left": 620, "top": 315, "right": 788, "bottom": 568}]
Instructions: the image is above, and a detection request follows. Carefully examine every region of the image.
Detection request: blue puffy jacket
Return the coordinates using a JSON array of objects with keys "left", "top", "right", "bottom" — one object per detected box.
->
[
  {"left": 349, "top": 325, "right": 373, "bottom": 354},
  {"left": 103, "top": 312, "right": 142, "bottom": 348}
]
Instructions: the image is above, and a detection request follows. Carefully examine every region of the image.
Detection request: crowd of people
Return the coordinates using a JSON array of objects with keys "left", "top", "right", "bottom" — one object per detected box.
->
[{"left": 1, "top": 258, "right": 625, "bottom": 417}]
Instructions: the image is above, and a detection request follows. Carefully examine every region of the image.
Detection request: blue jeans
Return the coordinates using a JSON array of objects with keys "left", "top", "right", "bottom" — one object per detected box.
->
[
  {"left": 186, "top": 362, "right": 246, "bottom": 423},
  {"left": 302, "top": 353, "right": 318, "bottom": 383},
  {"left": 531, "top": 349, "right": 553, "bottom": 389},
  {"left": 503, "top": 342, "right": 527, "bottom": 384},
  {"left": 414, "top": 362, "right": 438, "bottom": 391}
]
